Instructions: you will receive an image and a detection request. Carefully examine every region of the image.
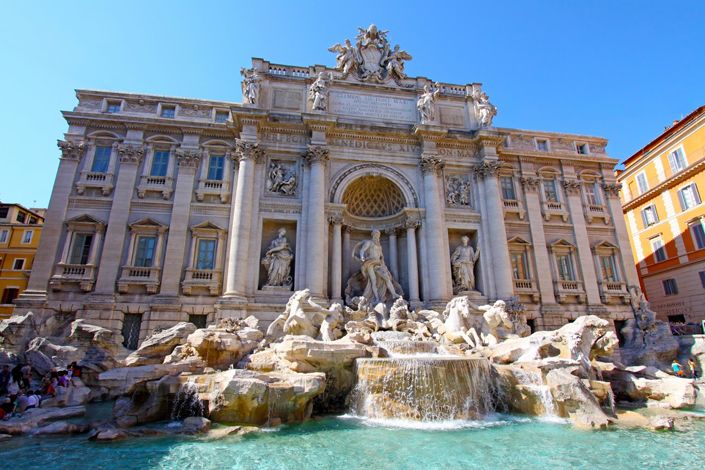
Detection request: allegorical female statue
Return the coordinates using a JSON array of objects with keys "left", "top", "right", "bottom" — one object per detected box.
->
[
  {"left": 451, "top": 235, "right": 480, "bottom": 293},
  {"left": 262, "top": 228, "right": 293, "bottom": 288},
  {"left": 416, "top": 82, "right": 440, "bottom": 124}
]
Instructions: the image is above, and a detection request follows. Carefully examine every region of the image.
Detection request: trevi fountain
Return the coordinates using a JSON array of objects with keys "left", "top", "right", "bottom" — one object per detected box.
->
[{"left": 1, "top": 25, "right": 704, "bottom": 469}]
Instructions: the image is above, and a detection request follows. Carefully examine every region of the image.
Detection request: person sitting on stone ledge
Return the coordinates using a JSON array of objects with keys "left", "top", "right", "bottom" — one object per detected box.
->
[
  {"left": 25, "top": 390, "right": 41, "bottom": 410},
  {"left": 0, "top": 396, "right": 15, "bottom": 419},
  {"left": 688, "top": 357, "right": 698, "bottom": 380},
  {"left": 672, "top": 359, "right": 684, "bottom": 377}
]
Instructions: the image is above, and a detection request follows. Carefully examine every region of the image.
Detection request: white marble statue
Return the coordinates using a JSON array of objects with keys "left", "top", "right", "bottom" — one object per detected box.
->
[
  {"left": 266, "top": 161, "right": 297, "bottom": 195},
  {"left": 351, "top": 229, "right": 401, "bottom": 305},
  {"left": 442, "top": 296, "right": 483, "bottom": 347},
  {"left": 471, "top": 85, "right": 497, "bottom": 128},
  {"left": 261, "top": 228, "right": 293, "bottom": 287},
  {"left": 446, "top": 176, "right": 472, "bottom": 207},
  {"left": 417, "top": 83, "right": 440, "bottom": 124},
  {"left": 451, "top": 236, "right": 480, "bottom": 293},
  {"left": 240, "top": 67, "right": 261, "bottom": 105},
  {"left": 308, "top": 72, "right": 332, "bottom": 111},
  {"left": 385, "top": 44, "right": 412, "bottom": 81},
  {"left": 266, "top": 289, "right": 320, "bottom": 341},
  {"left": 328, "top": 39, "right": 359, "bottom": 78},
  {"left": 478, "top": 300, "right": 514, "bottom": 346}
]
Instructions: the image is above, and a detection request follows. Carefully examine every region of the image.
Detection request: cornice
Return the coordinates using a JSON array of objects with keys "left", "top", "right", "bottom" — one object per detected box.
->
[{"left": 508, "top": 150, "right": 617, "bottom": 166}]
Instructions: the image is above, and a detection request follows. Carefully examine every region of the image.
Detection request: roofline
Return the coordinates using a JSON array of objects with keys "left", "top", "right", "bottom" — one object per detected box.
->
[
  {"left": 622, "top": 105, "right": 705, "bottom": 168},
  {"left": 0, "top": 202, "right": 46, "bottom": 221}
]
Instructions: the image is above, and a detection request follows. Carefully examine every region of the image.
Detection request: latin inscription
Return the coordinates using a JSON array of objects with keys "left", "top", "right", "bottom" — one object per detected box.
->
[
  {"left": 328, "top": 137, "right": 419, "bottom": 154},
  {"left": 329, "top": 91, "right": 417, "bottom": 123}
]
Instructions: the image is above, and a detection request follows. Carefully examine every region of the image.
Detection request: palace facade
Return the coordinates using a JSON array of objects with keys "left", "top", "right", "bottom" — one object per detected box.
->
[{"left": 18, "top": 26, "right": 638, "bottom": 348}]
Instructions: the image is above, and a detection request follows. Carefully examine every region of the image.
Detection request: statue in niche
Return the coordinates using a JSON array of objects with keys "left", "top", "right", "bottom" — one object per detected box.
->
[
  {"left": 470, "top": 84, "right": 497, "bottom": 128},
  {"left": 446, "top": 176, "right": 472, "bottom": 207},
  {"left": 345, "top": 229, "right": 403, "bottom": 306},
  {"left": 266, "top": 161, "right": 297, "bottom": 195},
  {"left": 417, "top": 83, "right": 440, "bottom": 124},
  {"left": 451, "top": 236, "right": 480, "bottom": 293},
  {"left": 240, "top": 67, "right": 261, "bottom": 105},
  {"left": 308, "top": 71, "right": 332, "bottom": 111},
  {"left": 261, "top": 228, "right": 293, "bottom": 288}
]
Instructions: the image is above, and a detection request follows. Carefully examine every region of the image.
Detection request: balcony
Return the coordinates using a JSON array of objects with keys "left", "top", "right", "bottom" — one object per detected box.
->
[
  {"left": 554, "top": 279, "right": 586, "bottom": 304},
  {"left": 182, "top": 269, "right": 222, "bottom": 295},
  {"left": 599, "top": 281, "right": 629, "bottom": 304},
  {"left": 76, "top": 171, "right": 114, "bottom": 196},
  {"left": 502, "top": 199, "right": 525, "bottom": 220},
  {"left": 584, "top": 203, "right": 611, "bottom": 225},
  {"left": 49, "top": 263, "right": 96, "bottom": 292},
  {"left": 541, "top": 200, "right": 569, "bottom": 222},
  {"left": 137, "top": 175, "right": 173, "bottom": 199},
  {"left": 513, "top": 278, "right": 539, "bottom": 302},
  {"left": 195, "top": 178, "right": 230, "bottom": 203},
  {"left": 117, "top": 266, "right": 161, "bottom": 294}
]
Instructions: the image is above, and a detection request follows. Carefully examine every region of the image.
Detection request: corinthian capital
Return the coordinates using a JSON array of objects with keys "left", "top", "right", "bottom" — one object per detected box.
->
[
  {"left": 117, "top": 144, "right": 145, "bottom": 164},
  {"left": 519, "top": 176, "right": 540, "bottom": 191},
  {"left": 562, "top": 179, "right": 582, "bottom": 194},
  {"left": 175, "top": 149, "right": 203, "bottom": 168},
  {"left": 57, "top": 140, "right": 86, "bottom": 160},
  {"left": 419, "top": 154, "right": 445, "bottom": 175},
  {"left": 473, "top": 160, "right": 502, "bottom": 179},
  {"left": 602, "top": 182, "right": 622, "bottom": 198},
  {"left": 403, "top": 217, "right": 421, "bottom": 230},
  {"left": 234, "top": 139, "right": 265, "bottom": 163},
  {"left": 304, "top": 145, "right": 330, "bottom": 165}
]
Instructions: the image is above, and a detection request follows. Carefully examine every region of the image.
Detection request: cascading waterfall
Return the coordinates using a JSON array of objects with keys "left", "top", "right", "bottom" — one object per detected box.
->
[
  {"left": 171, "top": 380, "right": 205, "bottom": 421},
  {"left": 512, "top": 369, "right": 557, "bottom": 417},
  {"left": 349, "top": 357, "right": 500, "bottom": 421}
]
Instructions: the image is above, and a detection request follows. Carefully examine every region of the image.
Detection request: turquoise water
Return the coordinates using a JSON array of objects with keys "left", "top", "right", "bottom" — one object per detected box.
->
[{"left": 1, "top": 415, "right": 703, "bottom": 470}]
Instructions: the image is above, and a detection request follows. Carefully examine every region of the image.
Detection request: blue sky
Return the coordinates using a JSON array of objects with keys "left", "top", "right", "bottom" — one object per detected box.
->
[{"left": 1, "top": 1, "right": 704, "bottom": 208}]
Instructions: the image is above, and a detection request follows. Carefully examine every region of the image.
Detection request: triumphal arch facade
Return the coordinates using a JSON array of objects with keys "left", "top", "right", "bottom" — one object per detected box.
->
[{"left": 18, "top": 26, "right": 638, "bottom": 347}]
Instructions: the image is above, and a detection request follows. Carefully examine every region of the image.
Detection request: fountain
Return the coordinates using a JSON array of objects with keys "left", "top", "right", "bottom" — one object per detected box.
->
[{"left": 171, "top": 380, "right": 205, "bottom": 421}]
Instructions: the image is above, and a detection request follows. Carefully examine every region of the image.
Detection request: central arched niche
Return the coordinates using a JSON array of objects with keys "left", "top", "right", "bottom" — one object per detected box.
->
[{"left": 342, "top": 175, "right": 406, "bottom": 218}]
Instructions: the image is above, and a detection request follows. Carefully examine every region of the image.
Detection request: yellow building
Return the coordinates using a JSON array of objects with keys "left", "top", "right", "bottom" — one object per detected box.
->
[
  {"left": 0, "top": 203, "right": 44, "bottom": 318},
  {"left": 618, "top": 105, "right": 705, "bottom": 326}
]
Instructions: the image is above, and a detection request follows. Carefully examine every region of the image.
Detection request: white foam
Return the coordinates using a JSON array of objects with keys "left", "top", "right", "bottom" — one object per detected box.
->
[{"left": 338, "top": 414, "right": 519, "bottom": 431}]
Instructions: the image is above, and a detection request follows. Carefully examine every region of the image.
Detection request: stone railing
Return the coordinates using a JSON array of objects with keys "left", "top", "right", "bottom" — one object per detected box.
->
[
  {"left": 513, "top": 278, "right": 539, "bottom": 302},
  {"left": 182, "top": 268, "right": 222, "bottom": 295},
  {"left": 195, "top": 178, "right": 230, "bottom": 203},
  {"left": 599, "top": 280, "right": 629, "bottom": 304},
  {"left": 503, "top": 199, "right": 525, "bottom": 220},
  {"left": 76, "top": 171, "right": 114, "bottom": 196},
  {"left": 137, "top": 175, "right": 173, "bottom": 199},
  {"left": 554, "top": 279, "right": 586, "bottom": 304},
  {"left": 542, "top": 200, "right": 569, "bottom": 222},
  {"left": 117, "top": 266, "right": 161, "bottom": 294},
  {"left": 49, "top": 263, "right": 96, "bottom": 292},
  {"left": 584, "top": 203, "right": 611, "bottom": 225},
  {"left": 267, "top": 65, "right": 309, "bottom": 78}
]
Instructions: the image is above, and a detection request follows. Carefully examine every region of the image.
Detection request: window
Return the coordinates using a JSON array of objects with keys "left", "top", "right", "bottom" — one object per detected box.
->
[
  {"left": 1, "top": 288, "right": 19, "bottom": 305},
  {"left": 500, "top": 176, "right": 516, "bottom": 200},
  {"left": 69, "top": 233, "right": 93, "bottom": 265},
  {"left": 636, "top": 172, "right": 649, "bottom": 194},
  {"left": 189, "top": 314, "right": 208, "bottom": 329},
  {"left": 215, "top": 110, "right": 229, "bottom": 123},
  {"left": 641, "top": 205, "right": 659, "bottom": 227},
  {"left": 0, "top": 207, "right": 8, "bottom": 218},
  {"left": 21, "top": 230, "right": 32, "bottom": 244},
  {"left": 700, "top": 271, "right": 705, "bottom": 288},
  {"left": 91, "top": 145, "right": 112, "bottom": 173},
  {"left": 690, "top": 220, "right": 705, "bottom": 250},
  {"left": 150, "top": 150, "right": 170, "bottom": 177},
  {"left": 556, "top": 254, "right": 575, "bottom": 281},
  {"left": 160, "top": 105, "right": 176, "bottom": 118},
  {"left": 503, "top": 136, "right": 511, "bottom": 148},
  {"left": 207, "top": 155, "right": 225, "bottom": 181},
  {"left": 0, "top": 230, "right": 8, "bottom": 243},
  {"left": 543, "top": 179, "right": 559, "bottom": 202},
  {"left": 651, "top": 236, "right": 666, "bottom": 262},
  {"left": 576, "top": 143, "right": 589, "bottom": 155},
  {"left": 29, "top": 217, "right": 37, "bottom": 225},
  {"left": 663, "top": 278, "right": 678, "bottom": 296},
  {"left": 122, "top": 313, "right": 143, "bottom": 350},
  {"left": 510, "top": 252, "right": 529, "bottom": 280},
  {"left": 599, "top": 255, "right": 619, "bottom": 282},
  {"left": 584, "top": 181, "right": 602, "bottom": 205},
  {"left": 12, "top": 259, "right": 25, "bottom": 270},
  {"left": 536, "top": 139, "right": 549, "bottom": 151},
  {"left": 677, "top": 183, "right": 701, "bottom": 211},
  {"left": 667, "top": 148, "right": 687, "bottom": 174},
  {"left": 16, "top": 211, "right": 26, "bottom": 223},
  {"left": 196, "top": 239, "right": 216, "bottom": 270},
  {"left": 134, "top": 236, "right": 157, "bottom": 267},
  {"left": 106, "top": 101, "right": 121, "bottom": 113},
  {"left": 667, "top": 314, "right": 686, "bottom": 323}
]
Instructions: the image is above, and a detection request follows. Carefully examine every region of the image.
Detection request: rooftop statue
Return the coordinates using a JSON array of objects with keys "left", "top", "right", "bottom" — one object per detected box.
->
[
  {"left": 417, "top": 83, "right": 440, "bottom": 124},
  {"left": 240, "top": 67, "right": 261, "bottom": 105},
  {"left": 470, "top": 84, "right": 498, "bottom": 128}
]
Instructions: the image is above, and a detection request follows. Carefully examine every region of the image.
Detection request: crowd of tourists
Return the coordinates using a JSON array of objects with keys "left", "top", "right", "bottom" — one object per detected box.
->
[{"left": 0, "top": 362, "right": 82, "bottom": 420}]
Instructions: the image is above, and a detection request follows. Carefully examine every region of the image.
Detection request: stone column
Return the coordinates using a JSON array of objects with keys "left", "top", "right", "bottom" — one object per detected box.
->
[
  {"left": 94, "top": 144, "right": 144, "bottom": 294},
  {"left": 386, "top": 228, "right": 399, "bottom": 279},
  {"left": 223, "top": 140, "right": 263, "bottom": 300},
  {"left": 87, "top": 226, "right": 105, "bottom": 266},
  {"left": 22, "top": 141, "right": 86, "bottom": 299},
  {"left": 604, "top": 183, "right": 640, "bottom": 288},
  {"left": 304, "top": 145, "right": 329, "bottom": 298},
  {"left": 563, "top": 179, "right": 602, "bottom": 305},
  {"left": 342, "top": 226, "right": 351, "bottom": 286},
  {"left": 474, "top": 158, "right": 514, "bottom": 299},
  {"left": 520, "top": 176, "right": 557, "bottom": 304},
  {"left": 420, "top": 154, "right": 452, "bottom": 301},
  {"left": 404, "top": 218, "right": 420, "bottom": 302},
  {"left": 329, "top": 215, "right": 343, "bottom": 301},
  {"left": 159, "top": 149, "right": 201, "bottom": 296}
]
